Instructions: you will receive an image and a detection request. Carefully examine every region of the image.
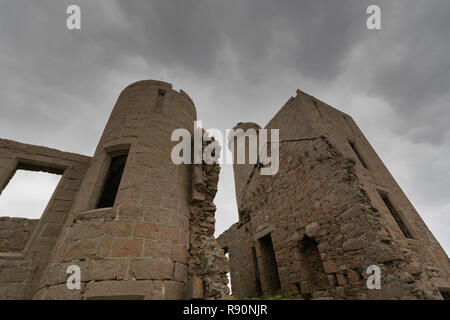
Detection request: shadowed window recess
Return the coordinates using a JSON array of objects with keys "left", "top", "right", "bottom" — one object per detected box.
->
[
  {"left": 258, "top": 234, "right": 281, "bottom": 295},
  {"left": 96, "top": 151, "right": 129, "bottom": 209},
  {"left": 155, "top": 89, "right": 167, "bottom": 111},
  {"left": 378, "top": 191, "right": 414, "bottom": 239},
  {"left": 298, "top": 236, "right": 328, "bottom": 297},
  {"left": 251, "top": 246, "right": 263, "bottom": 297},
  {"left": 348, "top": 140, "right": 369, "bottom": 169}
]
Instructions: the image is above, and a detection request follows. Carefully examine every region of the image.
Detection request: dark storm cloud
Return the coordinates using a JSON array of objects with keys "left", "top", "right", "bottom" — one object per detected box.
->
[
  {"left": 109, "top": 0, "right": 450, "bottom": 144},
  {"left": 0, "top": 0, "right": 373, "bottom": 149},
  {"left": 113, "top": 0, "right": 367, "bottom": 81},
  {"left": 1, "top": 1, "right": 449, "bottom": 142},
  {"left": 349, "top": 0, "right": 450, "bottom": 144},
  {"left": 0, "top": 0, "right": 449, "bottom": 252}
]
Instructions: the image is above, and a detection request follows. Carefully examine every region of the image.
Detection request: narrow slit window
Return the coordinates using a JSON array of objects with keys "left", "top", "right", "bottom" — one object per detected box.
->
[
  {"left": 349, "top": 140, "right": 368, "bottom": 169},
  {"left": 312, "top": 100, "right": 323, "bottom": 117},
  {"left": 156, "top": 89, "right": 166, "bottom": 109},
  {"left": 378, "top": 192, "right": 413, "bottom": 239},
  {"left": 96, "top": 151, "right": 129, "bottom": 209}
]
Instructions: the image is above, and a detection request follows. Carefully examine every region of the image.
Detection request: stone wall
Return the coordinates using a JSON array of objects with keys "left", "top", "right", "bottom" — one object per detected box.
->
[
  {"left": 32, "top": 81, "right": 229, "bottom": 300},
  {"left": 0, "top": 218, "right": 38, "bottom": 253},
  {"left": 221, "top": 136, "right": 443, "bottom": 299},
  {"left": 0, "top": 138, "right": 91, "bottom": 299},
  {"left": 220, "top": 89, "right": 450, "bottom": 300},
  {"left": 0, "top": 81, "right": 230, "bottom": 300},
  {"left": 34, "top": 81, "right": 196, "bottom": 300},
  {"left": 1, "top": 81, "right": 447, "bottom": 300},
  {"left": 217, "top": 223, "right": 258, "bottom": 297},
  {"left": 187, "top": 136, "right": 230, "bottom": 299}
]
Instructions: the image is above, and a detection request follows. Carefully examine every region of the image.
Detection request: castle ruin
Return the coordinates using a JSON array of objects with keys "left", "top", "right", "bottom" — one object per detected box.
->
[
  {"left": 0, "top": 80, "right": 449, "bottom": 300},
  {"left": 0, "top": 80, "right": 229, "bottom": 299},
  {"left": 218, "top": 89, "right": 450, "bottom": 300}
]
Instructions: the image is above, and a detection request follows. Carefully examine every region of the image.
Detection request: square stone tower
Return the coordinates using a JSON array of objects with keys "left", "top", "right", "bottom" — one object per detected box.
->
[{"left": 218, "top": 89, "right": 450, "bottom": 299}]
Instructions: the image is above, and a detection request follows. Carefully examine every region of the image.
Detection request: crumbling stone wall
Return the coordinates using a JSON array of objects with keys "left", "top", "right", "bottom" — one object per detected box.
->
[
  {"left": 0, "top": 138, "right": 91, "bottom": 299},
  {"left": 220, "top": 137, "right": 444, "bottom": 299},
  {"left": 1, "top": 81, "right": 447, "bottom": 300},
  {"left": 187, "top": 137, "right": 230, "bottom": 299},
  {"left": 220, "top": 89, "right": 450, "bottom": 300},
  {"left": 0, "top": 81, "right": 230, "bottom": 300},
  {"left": 218, "top": 223, "right": 258, "bottom": 298}
]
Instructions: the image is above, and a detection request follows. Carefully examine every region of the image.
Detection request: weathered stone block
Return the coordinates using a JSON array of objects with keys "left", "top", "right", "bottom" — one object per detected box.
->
[
  {"left": 323, "top": 261, "right": 338, "bottom": 274},
  {"left": 96, "top": 238, "right": 113, "bottom": 258},
  {"left": 41, "top": 223, "right": 63, "bottom": 238},
  {"left": 186, "top": 276, "right": 204, "bottom": 299},
  {"left": 103, "top": 222, "right": 132, "bottom": 238},
  {"left": 134, "top": 223, "right": 159, "bottom": 239},
  {"left": 305, "top": 222, "right": 320, "bottom": 237},
  {"left": 129, "top": 259, "right": 173, "bottom": 280},
  {"left": 63, "top": 239, "right": 97, "bottom": 261},
  {"left": 86, "top": 260, "right": 128, "bottom": 281},
  {"left": 164, "top": 280, "right": 185, "bottom": 300},
  {"left": 0, "top": 266, "right": 28, "bottom": 283},
  {"left": 405, "top": 262, "right": 422, "bottom": 275},
  {"left": 112, "top": 239, "right": 143, "bottom": 257},
  {"left": 342, "top": 238, "right": 365, "bottom": 251},
  {"left": 143, "top": 240, "right": 171, "bottom": 258},
  {"left": 0, "top": 284, "right": 26, "bottom": 299},
  {"left": 173, "top": 263, "right": 188, "bottom": 282},
  {"left": 84, "top": 280, "right": 151, "bottom": 299},
  {"left": 43, "top": 283, "right": 83, "bottom": 300}
]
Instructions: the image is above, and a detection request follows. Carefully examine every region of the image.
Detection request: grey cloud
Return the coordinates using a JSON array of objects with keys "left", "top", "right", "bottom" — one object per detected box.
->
[
  {"left": 113, "top": 0, "right": 367, "bottom": 82},
  {"left": 0, "top": 0, "right": 448, "bottom": 252},
  {"left": 348, "top": 0, "right": 450, "bottom": 143}
]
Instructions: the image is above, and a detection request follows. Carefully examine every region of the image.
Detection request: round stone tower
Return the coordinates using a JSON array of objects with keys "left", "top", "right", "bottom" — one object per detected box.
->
[
  {"left": 228, "top": 122, "right": 261, "bottom": 213},
  {"left": 35, "top": 80, "right": 197, "bottom": 299}
]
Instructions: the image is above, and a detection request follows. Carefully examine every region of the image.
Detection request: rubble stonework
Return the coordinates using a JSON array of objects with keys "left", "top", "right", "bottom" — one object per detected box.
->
[
  {"left": 187, "top": 136, "right": 230, "bottom": 299},
  {"left": 218, "top": 89, "right": 450, "bottom": 300}
]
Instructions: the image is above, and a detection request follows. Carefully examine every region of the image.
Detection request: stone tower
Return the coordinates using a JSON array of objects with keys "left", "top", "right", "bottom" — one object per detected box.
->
[
  {"left": 228, "top": 122, "right": 261, "bottom": 215},
  {"left": 218, "top": 89, "right": 450, "bottom": 299},
  {"left": 0, "top": 80, "right": 229, "bottom": 299}
]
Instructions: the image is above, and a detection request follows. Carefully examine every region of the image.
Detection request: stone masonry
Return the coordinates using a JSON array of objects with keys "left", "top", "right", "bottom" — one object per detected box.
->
[
  {"left": 218, "top": 89, "right": 450, "bottom": 300},
  {"left": 0, "top": 81, "right": 449, "bottom": 300},
  {"left": 187, "top": 135, "right": 230, "bottom": 299},
  {"left": 0, "top": 80, "right": 229, "bottom": 299}
]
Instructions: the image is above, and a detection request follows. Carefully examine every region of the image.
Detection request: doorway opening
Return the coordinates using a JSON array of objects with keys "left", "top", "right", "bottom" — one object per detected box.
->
[{"left": 258, "top": 233, "right": 280, "bottom": 295}]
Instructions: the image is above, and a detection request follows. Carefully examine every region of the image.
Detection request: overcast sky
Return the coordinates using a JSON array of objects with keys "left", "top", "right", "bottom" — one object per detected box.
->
[{"left": 0, "top": 0, "right": 448, "bottom": 254}]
